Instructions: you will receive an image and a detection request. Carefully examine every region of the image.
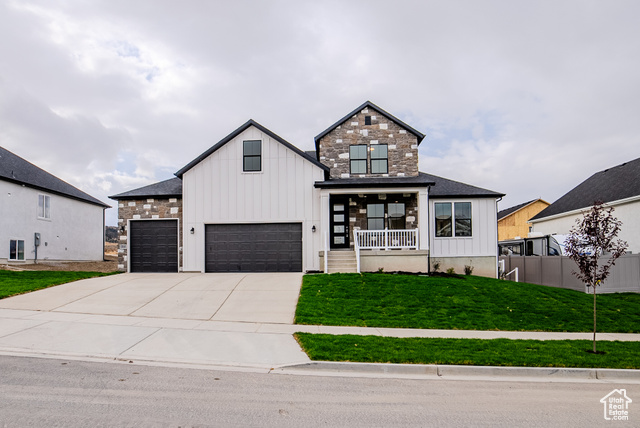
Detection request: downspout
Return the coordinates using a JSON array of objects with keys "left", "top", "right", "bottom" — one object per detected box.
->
[
  {"left": 495, "top": 196, "right": 503, "bottom": 278},
  {"left": 427, "top": 185, "right": 431, "bottom": 275},
  {"left": 103, "top": 207, "right": 107, "bottom": 261}
]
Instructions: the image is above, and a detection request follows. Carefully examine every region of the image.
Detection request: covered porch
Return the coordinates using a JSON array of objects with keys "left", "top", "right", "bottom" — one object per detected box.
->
[{"left": 315, "top": 179, "right": 433, "bottom": 273}]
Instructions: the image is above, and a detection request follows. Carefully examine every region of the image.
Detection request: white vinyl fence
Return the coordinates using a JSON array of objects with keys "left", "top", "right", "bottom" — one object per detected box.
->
[{"left": 499, "top": 254, "right": 640, "bottom": 294}]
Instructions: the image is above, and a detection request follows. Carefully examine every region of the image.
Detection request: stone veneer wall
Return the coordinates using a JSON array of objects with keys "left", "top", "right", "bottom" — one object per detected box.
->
[
  {"left": 343, "top": 193, "right": 418, "bottom": 249},
  {"left": 116, "top": 197, "right": 183, "bottom": 271},
  {"left": 318, "top": 106, "right": 420, "bottom": 179}
]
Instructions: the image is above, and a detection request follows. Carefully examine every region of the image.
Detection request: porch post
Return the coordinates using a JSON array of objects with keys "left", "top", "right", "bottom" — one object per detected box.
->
[
  {"left": 320, "top": 190, "right": 330, "bottom": 272},
  {"left": 418, "top": 188, "right": 429, "bottom": 251}
]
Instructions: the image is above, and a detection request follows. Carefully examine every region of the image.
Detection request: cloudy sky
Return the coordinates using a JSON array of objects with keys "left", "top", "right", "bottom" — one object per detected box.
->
[{"left": 1, "top": 0, "right": 639, "bottom": 225}]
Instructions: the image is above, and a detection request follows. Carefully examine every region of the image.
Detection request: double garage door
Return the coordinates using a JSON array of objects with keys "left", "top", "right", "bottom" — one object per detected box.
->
[
  {"left": 205, "top": 223, "right": 302, "bottom": 272},
  {"left": 129, "top": 220, "right": 179, "bottom": 273}
]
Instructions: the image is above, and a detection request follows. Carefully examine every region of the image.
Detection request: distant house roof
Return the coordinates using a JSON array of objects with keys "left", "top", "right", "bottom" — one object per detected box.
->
[
  {"left": 497, "top": 199, "right": 548, "bottom": 220},
  {"left": 314, "top": 101, "right": 426, "bottom": 156},
  {"left": 175, "top": 119, "right": 329, "bottom": 178},
  {"left": 0, "top": 146, "right": 109, "bottom": 208},
  {"left": 425, "top": 172, "right": 504, "bottom": 198},
  {"left": 531, "top": 157, "right": 640, "bottom": 221},
  {"left": 109, "top": 177, "right": 182, "bottom": 200},
  {"left": 315, "top": 171, "right": 504, "bottom": 198}
]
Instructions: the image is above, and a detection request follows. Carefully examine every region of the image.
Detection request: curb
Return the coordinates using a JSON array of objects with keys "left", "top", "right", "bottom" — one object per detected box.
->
[{"left": 275, "top": 361, "right": 640, "bottom": 381}]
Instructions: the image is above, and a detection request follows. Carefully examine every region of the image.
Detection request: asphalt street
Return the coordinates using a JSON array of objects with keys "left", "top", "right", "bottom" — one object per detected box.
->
[{"left": 1, "top": 355, "right": 637, "bottom": 427}]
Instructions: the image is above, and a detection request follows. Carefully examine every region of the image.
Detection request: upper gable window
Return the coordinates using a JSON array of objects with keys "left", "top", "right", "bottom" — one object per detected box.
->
[
  {"left": 38, "top": 194, "right": 51, "bottom": 219},
  {"left": 243, "top": 140, "right": 262, "bottom": 172},
  {"left": 370, "top": 144, "right": 388, "bottom": 174},
  {"left": 350, "top": 145, "right": 367, "bottom": 174},
  {"left": 364, "top": 116, "right": 372, "bottom": 125}
]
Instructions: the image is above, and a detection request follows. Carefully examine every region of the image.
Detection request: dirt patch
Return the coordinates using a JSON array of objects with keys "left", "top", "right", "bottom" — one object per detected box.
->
[{"left": 2, "top": 255, "right": 119, "bottom": 273}]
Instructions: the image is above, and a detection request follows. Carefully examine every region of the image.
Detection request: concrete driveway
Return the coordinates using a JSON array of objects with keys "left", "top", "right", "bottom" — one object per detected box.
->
[
  {"left": 0, "top": 273, "right": 311, "bottom": 369},
  {"left": 0, "top": 272, "right": 303, "bottom": 324}
]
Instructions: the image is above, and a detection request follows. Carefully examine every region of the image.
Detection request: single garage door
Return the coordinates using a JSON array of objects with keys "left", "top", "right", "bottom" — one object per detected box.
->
[
  {"left": 129, "top": 220, "right": 178, "bottom": 272},
  {"left": 205, "top": 223, "right": 302, "bottom": 272}
]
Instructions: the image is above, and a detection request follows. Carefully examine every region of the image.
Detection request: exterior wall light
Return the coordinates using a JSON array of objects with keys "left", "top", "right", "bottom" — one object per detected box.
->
[
  {"left": 190, "top": 227, "right": 195, "bottom": 234},
  {"left": 312, "top": 225, "right": 316, "bottom": 233}
]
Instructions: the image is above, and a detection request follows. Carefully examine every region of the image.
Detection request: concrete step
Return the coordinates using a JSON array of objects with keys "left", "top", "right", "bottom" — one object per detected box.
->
[{"left": 326, "top": 251, "right": 358, "bottom": 273}]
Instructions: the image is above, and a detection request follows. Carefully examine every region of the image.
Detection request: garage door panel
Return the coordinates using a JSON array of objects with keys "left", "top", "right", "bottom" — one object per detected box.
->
[
  {"left": 130, "top": 220, "right": 178, "bottom": 273},
  {"left": 205, "top": 223, "right": 302, "bottom": 272}
]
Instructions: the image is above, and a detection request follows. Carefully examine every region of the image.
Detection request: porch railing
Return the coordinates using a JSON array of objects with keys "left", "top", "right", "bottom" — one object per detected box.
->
[{"left": 354, "top": 228, "right": 419, "bottom": 250}]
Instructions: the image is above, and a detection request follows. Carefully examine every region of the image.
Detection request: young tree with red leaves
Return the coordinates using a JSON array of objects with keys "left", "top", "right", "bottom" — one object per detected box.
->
[{"left": 564, "top": 201, "right": 627, "bottom": 353}]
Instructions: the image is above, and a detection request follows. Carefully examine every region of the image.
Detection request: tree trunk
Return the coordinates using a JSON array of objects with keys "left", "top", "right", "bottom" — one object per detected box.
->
[{"left": 593, "top": 284, "right": 597, "bottom": 353}]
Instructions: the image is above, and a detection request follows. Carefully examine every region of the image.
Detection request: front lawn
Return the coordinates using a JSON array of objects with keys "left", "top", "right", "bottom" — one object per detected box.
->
[
  {"left": 295, "top": 273, "right": 640, "bottom": 333},
  {"left": 295, "top": 333, "right": 640, "bottom": 369},
  {"left": 0, "top": 270, "right": 117, "bottom": 299}
]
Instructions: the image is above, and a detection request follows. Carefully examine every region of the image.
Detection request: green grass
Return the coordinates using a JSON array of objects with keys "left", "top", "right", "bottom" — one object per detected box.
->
[
  {"left": 295, "top": 333, "right": 640, "bottom": 369},
  {"left": 0, "top": 270, "right": 117, "bottom": 299},
  {"left": 295, "top": 273, "right": 640, "bottom": 333}
]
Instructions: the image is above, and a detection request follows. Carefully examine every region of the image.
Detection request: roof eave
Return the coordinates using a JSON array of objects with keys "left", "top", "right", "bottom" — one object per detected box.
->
[
  {"left": 1, "top": 176, "right": 111, "bottom": 208},
  {"left": 176, "top": 119, "right": 329, "bottom": 178}
]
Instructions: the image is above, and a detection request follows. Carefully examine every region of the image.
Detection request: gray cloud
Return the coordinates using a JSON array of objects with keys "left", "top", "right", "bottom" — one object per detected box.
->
[{"left": 1, "top": 0, "right": 639, "bottom": 225}]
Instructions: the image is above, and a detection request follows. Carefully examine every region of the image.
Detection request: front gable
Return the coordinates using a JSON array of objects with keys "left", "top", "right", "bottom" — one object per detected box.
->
[
  {"left": 176, "top": 119, "right": 328, "bottom": 178},
  {"left": 314, "top": 101, "right": 425, "bottom": 179}
]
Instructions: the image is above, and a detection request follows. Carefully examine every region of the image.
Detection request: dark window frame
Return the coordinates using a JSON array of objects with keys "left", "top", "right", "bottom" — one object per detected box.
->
[
  {"left": 367, "top": 203, "right": 385, "bottom": 230},
  {"left": 370, "top": 144, "right": 388, "bottom": 174},
  {"left": 243, "top": 140, "right": 262, "bottom": 172},
  {"left": 387, "top": 202, "right": 406, "bottom": 230},
  {"left": 350, "top": 144, "right": 367, "bottom": 175},
  {"left": 434, "top": 202, "right": 473, "bottom": 238}
]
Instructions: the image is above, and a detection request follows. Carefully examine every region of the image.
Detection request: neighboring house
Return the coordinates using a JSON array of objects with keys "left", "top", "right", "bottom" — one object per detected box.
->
[
  {"left": 0, "top": 146, "right": 109, "bottom": 264},
  {"left": 497, "top": 198, "right": 550, "bottom": 240},
  {"left": 529, "top": 157, "right": 640, "bottom": 253},
  {"left": 111, "top": 101, "right": 503, "bottom": 276}
]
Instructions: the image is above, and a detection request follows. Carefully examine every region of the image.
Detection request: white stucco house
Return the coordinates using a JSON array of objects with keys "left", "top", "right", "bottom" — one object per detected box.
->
[
  {"left": 1, "top": 146, "right": 110, "bottom": 264},
  {"left": 530, "top": 157, "right": 640, "bottom": 253},
  {"left": 111, "top": 102, "right": 504, "bottom": 276}
]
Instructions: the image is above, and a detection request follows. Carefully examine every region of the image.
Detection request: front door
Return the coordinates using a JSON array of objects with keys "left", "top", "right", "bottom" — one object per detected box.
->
[{"left": 330, "top": 197, "right": 350, "bottom": 249}]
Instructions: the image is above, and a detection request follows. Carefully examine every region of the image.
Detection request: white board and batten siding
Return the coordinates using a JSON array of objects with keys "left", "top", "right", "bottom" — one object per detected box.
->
[
  {"left": 430, "top": 198, "right": 498, "bottom": 258},
  {"left": 182, "top": 125, "right": 325, "bottom": 272}
]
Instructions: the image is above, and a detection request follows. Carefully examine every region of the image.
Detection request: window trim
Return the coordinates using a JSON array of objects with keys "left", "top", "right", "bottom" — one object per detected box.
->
[
  {"left": 350, "top": 144, "right": 368, "bottom": 175},
  {"left": 242, "top": 140, "right": 262, "bottom": 173},
  {"left": 38, "top": 194, "right": 51, "bottom": 220},
  {"left": 387, "top": 202, "right": 406, "bottom": 230},
  {"left": 366, "top": 203, "right": 385, "bottom": 230},
  {"left": 370, "top": 144, "right": 388, "bottom": 174},
  {"left": 9, "top": 239, "right": 25, "bottom": 261},
  {"left": 434, "top": 201, "right": 473, "bottom": 238}
]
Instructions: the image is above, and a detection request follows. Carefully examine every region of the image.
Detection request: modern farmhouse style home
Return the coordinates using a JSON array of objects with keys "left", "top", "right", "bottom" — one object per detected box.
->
[{"left": 111, "top": 102, "right": 503, "bottom": 276}]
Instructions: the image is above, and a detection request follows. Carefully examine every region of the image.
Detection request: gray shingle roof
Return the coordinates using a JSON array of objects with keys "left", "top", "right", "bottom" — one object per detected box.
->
[
  {"left": 175, "top": 119, "right": 329, "bottom": 178},
  {"left": 315, "top": 171, "right": 504, "bottom": 198},
  {"left": 497, "top": 199, "right": 537, "bottom": 220},
  {"left": 423, "top": 172, "right": 504, "bottom": 198},
  {"left": 530, "top": 157, "right": 640, "bottom": 221},
  {"left": 109, "top": 177, "right": 182, "bottom": 200},
  {"left": 0, "top": 146, "right": 109, "bottom": 208}
]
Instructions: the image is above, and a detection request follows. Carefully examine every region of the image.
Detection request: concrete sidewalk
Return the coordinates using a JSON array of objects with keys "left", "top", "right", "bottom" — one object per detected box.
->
[{"left": 1, "top": 307, "right": 639, "bottom": 372}]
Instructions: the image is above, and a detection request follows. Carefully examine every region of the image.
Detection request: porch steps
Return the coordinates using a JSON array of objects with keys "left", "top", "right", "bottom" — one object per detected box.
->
[{"left": 326, "top": 250, "right": 358, "bottom": 273}]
